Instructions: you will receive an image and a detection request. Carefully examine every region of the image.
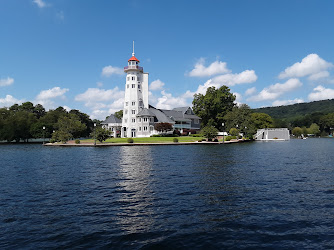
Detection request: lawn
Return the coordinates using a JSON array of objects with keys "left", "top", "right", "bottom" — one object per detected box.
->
[{"left": 82, "top": 136, "right": 205, "bottom": 144}]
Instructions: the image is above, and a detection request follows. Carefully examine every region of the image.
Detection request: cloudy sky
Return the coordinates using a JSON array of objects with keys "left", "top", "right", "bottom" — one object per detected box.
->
[{"left": 1, "top": 0, "right": 334, "bottom": 119}]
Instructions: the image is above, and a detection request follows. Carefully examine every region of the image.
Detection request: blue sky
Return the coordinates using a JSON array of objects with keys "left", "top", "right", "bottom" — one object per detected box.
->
[{"left": 1, "top": 0, "right": 334, "bottom": 120}]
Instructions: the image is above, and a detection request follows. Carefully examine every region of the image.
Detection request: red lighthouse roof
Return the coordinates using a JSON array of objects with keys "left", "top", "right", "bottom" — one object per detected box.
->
[{"left": 128, "top": 56, "right": 139, "bottom": 62}]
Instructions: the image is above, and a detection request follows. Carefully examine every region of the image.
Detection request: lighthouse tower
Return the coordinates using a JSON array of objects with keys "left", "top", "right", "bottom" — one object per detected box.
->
[{"left": 121, "top": 42, "right": 149, "bottom": 138}]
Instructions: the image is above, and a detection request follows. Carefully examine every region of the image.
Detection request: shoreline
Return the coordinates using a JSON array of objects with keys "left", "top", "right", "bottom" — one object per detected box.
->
[{"left": 44, "top": 139, "right": 252, "bottom": 147}]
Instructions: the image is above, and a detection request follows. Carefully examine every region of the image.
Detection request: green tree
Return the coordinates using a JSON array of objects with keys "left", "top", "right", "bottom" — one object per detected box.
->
[
  {"left": 229, "top": 127, "right": 239, "bottom": 137},
  {"left": 224, "top": 104, "right": 254, "bottom": 135},
  {"left": 201, "top": 125, "right": 219, "bottom": 140},
  {"left": 94, "top": 127, "right": 112, "bottom": 142},
  {"left": 192, "top": 86, "right": 236, "bottom": 130},
  {"left": 320, "top": 113, "right": 334, "bottom": 134},
  {"left": 309, "top": 123, "right": 320, "bottom": 135},
  {"left": 251, "top": 113, "right": 273, "bottom": 130},
  {"left": 292, "top": 127, "right": 303, "bottom": 137},
  {"left": 114, "top": 110, "right": 123, "bottom": 120},
  {"left": 54, "top": 114, "right": 87, "bottom": 142}
]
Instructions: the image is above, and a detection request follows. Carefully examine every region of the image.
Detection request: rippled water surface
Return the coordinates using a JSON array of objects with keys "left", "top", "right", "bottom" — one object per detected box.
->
[{"left": 1, "top": 139, "right": 334, "bottom": 249}]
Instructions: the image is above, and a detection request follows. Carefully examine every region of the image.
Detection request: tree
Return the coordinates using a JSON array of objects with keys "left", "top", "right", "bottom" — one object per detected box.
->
[
  {"left": 251, "top": 113, "right": 273, "bottom": 130},
  {"left": 229, "top": 127, "right": 239, "bottom": 137},
  {"left": 201, "top": 125, "right": 219, "bottom": 140},
  {"left": 192, "top": 86, "right": 236, "bottom": 130},
  {"left": 94, "top": 127, "right": 112, "bottom": 142},
  {"left": 309, "top": 123, "right": 320, "bottom": 135},
  {"left": 320, "top": 113, "right": 334, "bottom": 134},
  {"left": 292, "top": 127, "right": 303, "bottom": 137},
  {"left": 54, "top": 114, "right": 87, "bottom": 142},
  {"left": 224, "top": 104, "right": 253, "bottom": 135},
  {"left": 154, "top": 123, "right": 173, "bottom": 133},
  {"left": 114, "top": 110, "right": 123, "bottom": 120}
]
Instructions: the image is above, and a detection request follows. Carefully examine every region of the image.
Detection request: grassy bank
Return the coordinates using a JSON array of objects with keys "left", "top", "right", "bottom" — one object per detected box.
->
[{"left": 82, "top": 136, "right": 205, "bottom": 144}]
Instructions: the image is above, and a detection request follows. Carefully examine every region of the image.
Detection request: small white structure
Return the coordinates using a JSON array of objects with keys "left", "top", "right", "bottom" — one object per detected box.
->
[
  {"left": 255, "top": 128, "right": 290, "bottom": 141},
  {"left": 101, "top": 114, "right": 122, "bottom": 137}
]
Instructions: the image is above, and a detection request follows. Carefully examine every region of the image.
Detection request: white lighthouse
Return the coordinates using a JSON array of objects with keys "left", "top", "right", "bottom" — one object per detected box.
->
[{"left": 121, "top": 42, "right": 149, "bottom": 138}]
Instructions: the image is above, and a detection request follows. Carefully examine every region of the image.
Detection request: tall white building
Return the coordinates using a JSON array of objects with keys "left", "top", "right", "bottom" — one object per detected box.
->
[{"left": 121, "top": 46, "right": 151, "bottom": 138}]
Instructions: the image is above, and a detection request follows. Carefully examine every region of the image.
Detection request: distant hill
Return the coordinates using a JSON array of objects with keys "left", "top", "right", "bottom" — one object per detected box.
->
[{"left": 252, "top": 99, "right": 334, "bottom": 120}]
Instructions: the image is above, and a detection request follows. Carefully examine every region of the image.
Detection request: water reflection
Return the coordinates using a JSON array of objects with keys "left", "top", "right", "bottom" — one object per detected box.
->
[{"left": 115, "top": 146, "right": 155, "bottom": 233}]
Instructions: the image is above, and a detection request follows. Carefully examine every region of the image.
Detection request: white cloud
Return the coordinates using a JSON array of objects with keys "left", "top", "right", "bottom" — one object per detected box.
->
[
  {"left": 36, "top": 86, "right": 69, "bottom": 100},
  {"left": 245, "top": 87, "right": 256, "bottom": 96},
  {"left": 155, "top": 90, "right": 192, "bottom": 110},
  {"left": 35, "top": 87, "right": 69, "bottom": 109},
  {"left": 234, "top": 92, "right": 242, "bottom": 105},
  {"left": 0, "top": 77, "right": 14, "bottom": 87},
  {"left": 33, "top": 0, "right": 47, "bottom": 8},
  {"left": 196, "top": 70, "right": 257, "bottom": 94},
  {"left": 75, "top": 87, "right": 125, "bottom": 120},
  {"left": 272, "top": 98, "right": 304, "bottom": 106},
  {"left": 75, "top": 87, "right": 123, "bottom": 103},
  {"left": 101, "top": 66, "right": 124, "bottom": 77},
  {"left": 308, "top": 85, "right": 334, "bottom": 101},
  {"left": 0, "top": 95, "right": 23, "bottom": 107},
  {"left": 279, "top": 54, "right": 333, "bottom": 79},
  {"left": 247, "top": 78, "right": 302, "bottom": 102},
  {"left": 307, "top": 71, "right": 330, "bottom": 81},
  {"left": 188, "top": 58, "right": 230, "bottom": 77},
  {"left": 149, "top": 79, "right": 165, "bottom": 91}
]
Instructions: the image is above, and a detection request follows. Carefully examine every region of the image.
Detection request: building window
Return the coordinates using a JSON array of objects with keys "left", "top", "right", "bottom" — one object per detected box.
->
[
  {"left": 127, "top": 77, "right": 129, "bottom": 81},
  {"left": 127, "top": 84, "right": 129, "bottom": 88},
  {"left": 132, "top": 110, "right": 136, "bottom": 114},
  {"left": 194, "top": 119, "right": 199, "bottom": 124},
  {"left": 132, "top": 118, "right": 136, "bottom": 123},
  {"left": 144, "top": 126, "right": 148, "bottom": 131},
  {"left": 132, "top": 101, "right": 135, "bottom": 106},
  {"left": 125, "top": 102, "right": 128, "bottom": 106},
  {"left": 125, "top": 110, "right": 128, "bottom": 114},
  {"left": 132, "top": 84, "right": 135, "bottom": 88},
  {"left": 132, "top": 76, "right": 135, "bottom": 81},
  {"left": 138, "top": 84, "right": 141, "bottom": 89},
  {"left": 139, "top": 127, "right": 141, "bottom": 131},
  {"left": 124, "top": 119, "right": 127, "bottom": 123},
  {"left": 150, "top": 126, "right": 153, "bottom": 131},
  {"left": 139, "top": 118, "right": 141, "bottom": 122}
]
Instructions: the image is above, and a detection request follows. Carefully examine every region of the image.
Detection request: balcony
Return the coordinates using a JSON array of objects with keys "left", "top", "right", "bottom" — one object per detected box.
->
[{"left": 124, "top": 66, "right": 143, "bottom": 72}]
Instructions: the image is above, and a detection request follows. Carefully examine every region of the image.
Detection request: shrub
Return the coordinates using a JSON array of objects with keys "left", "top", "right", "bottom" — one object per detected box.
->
[
  {"left": 75, "top": 139, "right": 80, "bottom": 144},
  {"left": 151, "top": 134, "right": 161, "bottom": 137},
  {"left": 50, "top": 139, "right": 56, "bottom": 143},
  {"left": 225, "top": 136, "right": 237, "bottom": 141},
  {"left": 207, "top": 138, "right": 212, "bottom": 142},
  {"left": 202, "top": 139, "right": 206, "bottom": 141},
  {"left": 127, "top": 138, "right": 134, "bottom": 143},
  {"left": 213, "top": 139, "right": 218, "bottom": 142},
  {"left": 173, "top": 138, "right": 178, "bottom": 143}
]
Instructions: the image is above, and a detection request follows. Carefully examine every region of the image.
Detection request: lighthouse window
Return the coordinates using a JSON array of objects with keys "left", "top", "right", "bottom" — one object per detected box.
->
[
  {"left": 132, "top": 84, "right": 135, "bottom": 88},
  {"left": 144, "top": 126, "right": 148, "bottom": 131},
  {"left": 125, "top": 110, "right": 128, "bottom": 114},
  {"left": 132, "top": 76, "right": 135, "bottom": 81},
  {"left": 124, "top": 119, "right": 127, "bottom": 123},
  {"left": 139, "top": 118, "right": 141, "bottom": 122},
  {"left": 132, "top": 110, "right": 136, "bottom": 114},
  {"left": 127, "top": 84, "right": 129, "bottom": 88},
  {"left": 138, "top": 84, "right": 141, "bottom": 89},
  {"left": 139, "top": 127, "right": 141, "bottom": 131},
  {"left": 125, "top": 102, "right": 128, "bottom": 106},
  {"left": 127, "top": 77, "right": 129, "bottom": 81},
  {"left": 132, "top": 101, "right": 135, "bottom": 106},
  {"left": 132, "top": 118, "right": 136, "bottom": 123}
]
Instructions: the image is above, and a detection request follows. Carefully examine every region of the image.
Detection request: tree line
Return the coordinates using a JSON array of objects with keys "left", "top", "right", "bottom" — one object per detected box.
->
[{"left": 0, "top": 102, "right": 95, "bottom": 142}]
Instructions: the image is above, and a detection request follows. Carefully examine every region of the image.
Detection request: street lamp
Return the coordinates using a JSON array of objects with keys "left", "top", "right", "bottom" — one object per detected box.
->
[
  {"left": 222, "top": 122, "right": 225, "bottom": 144},
  {"left": 43, "top": 126, "right": 45, "bottom": 144},
  {"left": 94, "top": 123, "right": 96, "bottom": 146}
]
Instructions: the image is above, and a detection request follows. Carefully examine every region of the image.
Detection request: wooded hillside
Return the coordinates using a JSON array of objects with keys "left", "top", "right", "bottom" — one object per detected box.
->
[{"left": 252, "top": 99, "right": 334, "bottom": 120}]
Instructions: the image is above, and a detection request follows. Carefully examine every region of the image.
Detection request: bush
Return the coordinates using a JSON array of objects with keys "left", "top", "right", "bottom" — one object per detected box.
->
[
  {"left": 225, "top": 136, "right": 237, "bottom": 141},
  {"left": 50, "top": 139, "right": 56, "bottom": 143},
  {"left": 207, "top": 138, "right": 212, "bottom": 142},
  {"left": 190, "top": 134, "right": 203, "bottom": 137},
  {"left": 151, "top": 134, "right": 161, "bottom": 137},
  {"left": 75, "top": 139, "right": 80, "bottom": 144},
  {"left": 202, "top": 139, "right": 206, "bottom": 141},
  {"left": 127, "top": 138, "right": 134, "bottom": 143},
  {"left": 213, "top": 139, "right": 218, "bottom": 142},
  {"left": 173, "top": 138, "right": 178, "bottom": 143}
]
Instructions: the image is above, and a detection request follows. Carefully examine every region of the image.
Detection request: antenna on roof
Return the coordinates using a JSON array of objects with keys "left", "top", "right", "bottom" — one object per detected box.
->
[{"left": 132, "top": 41, "right": 135, "bottom": 56}]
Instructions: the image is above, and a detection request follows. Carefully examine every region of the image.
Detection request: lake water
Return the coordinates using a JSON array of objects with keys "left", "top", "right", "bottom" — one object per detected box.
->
[{"left": 1, "top": 139, "right": 334, "bottom": 249}]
